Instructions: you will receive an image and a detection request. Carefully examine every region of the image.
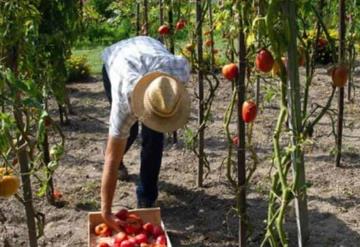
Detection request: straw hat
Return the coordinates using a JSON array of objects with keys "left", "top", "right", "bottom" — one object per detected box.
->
[{"left": 131, "top": 71, "right": 190, "bottom": 133}]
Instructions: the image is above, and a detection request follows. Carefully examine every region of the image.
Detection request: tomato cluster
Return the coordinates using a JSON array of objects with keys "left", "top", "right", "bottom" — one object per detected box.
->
[
  {"left": 158, "top": 19, "right": 186, "bottom": 36},
  {"left": 94, "top": 209, "right": 167, "bottom": 247}
]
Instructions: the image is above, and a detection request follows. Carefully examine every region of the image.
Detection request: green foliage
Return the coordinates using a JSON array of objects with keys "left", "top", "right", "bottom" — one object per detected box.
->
[
  {"left": 79, "top": 3, "right": 132, "bottom": 46},
  {"left": 0, "top": 0, "right": 75, "bottom": 221},
  {"left": 88, "top": 0, "right": 113, "bottom": 18},
  {"left": 183, "top": 127, "right": 197, "bottom": 151},
  {"left": 66, "top": 55, "right": 91, "bottom": 82},
  {"left": 0, "top": 0, "right": 41, "bottom": 70},
  {"left": 36, "top": 0, "right": 82, "bottom": 104},
  {"left": 82, "top": 21, "right": 132, "bottom": 46}
]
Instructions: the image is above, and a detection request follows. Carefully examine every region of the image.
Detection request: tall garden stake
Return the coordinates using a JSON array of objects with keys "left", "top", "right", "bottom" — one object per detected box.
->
[
  {"left": 136, "top": 2, "right": 141, "bottom": 35},
  {"left": 159, "top": 0, "right": 164, "bottom": 24},
  {"left": 237, "top": 2, "right": 247, "bottom": 246},
  {"left": 255, "top": 0, "right": 264, "bottom": 107},
  {"left": 196, "top": 0, "right": 204, "bottom": 187},
  {"left": 208, "top": 0, "right": 215, "bottom": 72},
  {"left": 168, "top": 0, "right": 177, "bottom": 144},
  {"left": 158, "top": 0, "right": 164, "bottom": 44},
  {"left": 336, "top": 0, "right": 346, "bottom": 167},
  {"left": 143, "top": 0, "right": 148, "bottom": 35}
]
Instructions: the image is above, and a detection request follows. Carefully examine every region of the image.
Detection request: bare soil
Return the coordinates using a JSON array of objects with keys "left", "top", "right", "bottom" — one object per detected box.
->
[{"left": 1, "top": 67, "right": 360, "bottom": 247}]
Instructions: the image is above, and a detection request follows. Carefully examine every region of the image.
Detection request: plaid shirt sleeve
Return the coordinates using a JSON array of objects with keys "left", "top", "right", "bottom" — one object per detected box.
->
[{"left": 103, "top": 36, "right": 190, "bottom": 139}]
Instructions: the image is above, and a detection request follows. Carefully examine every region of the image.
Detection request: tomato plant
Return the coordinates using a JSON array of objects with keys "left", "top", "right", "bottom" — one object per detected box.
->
[{"left": 0, "top": 0, "right": 81, "bottom": 246}]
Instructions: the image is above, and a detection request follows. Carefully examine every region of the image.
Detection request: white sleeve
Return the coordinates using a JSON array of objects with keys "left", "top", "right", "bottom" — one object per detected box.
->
[{"left": 109, "top": 93, "right": 137, "bottom": 139}]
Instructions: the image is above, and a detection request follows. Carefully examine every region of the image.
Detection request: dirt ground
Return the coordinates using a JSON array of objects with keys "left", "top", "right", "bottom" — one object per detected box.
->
[{"left": 1, "top": 67, "right": 360, "bottom": 247}]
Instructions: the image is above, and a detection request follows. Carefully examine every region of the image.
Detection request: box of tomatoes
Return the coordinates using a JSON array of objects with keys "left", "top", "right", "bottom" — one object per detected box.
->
[{"left": 88, "top": 208, "right": 172, "bottom": 247}]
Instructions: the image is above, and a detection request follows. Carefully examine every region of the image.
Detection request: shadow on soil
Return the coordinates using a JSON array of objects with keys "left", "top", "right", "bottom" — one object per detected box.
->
[
  {"left": 310, "top": 152, "right": 360, "bottom": 169},
  {"left": 154, "top": 181, "right": 360, "bottom": 247}
]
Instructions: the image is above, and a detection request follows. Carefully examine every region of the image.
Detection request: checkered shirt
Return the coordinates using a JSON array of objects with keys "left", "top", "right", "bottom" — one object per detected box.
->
[{"left": 102, "top": 36, "right": 191, "bottom": 139}]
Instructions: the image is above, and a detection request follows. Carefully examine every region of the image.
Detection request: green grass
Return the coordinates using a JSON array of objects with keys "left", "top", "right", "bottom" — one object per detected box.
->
[
  {"left": 72, "top": 45, "right": 106, "bottom": 75},
  {"left": 73, "top": 33, "right": 229, "bottom": 76}
]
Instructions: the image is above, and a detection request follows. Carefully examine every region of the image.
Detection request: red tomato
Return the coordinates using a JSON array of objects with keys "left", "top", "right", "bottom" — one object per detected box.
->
[
  {"left": 127, "top": 213, "right": 142, "bottom": 222},
  {"left": 127, "top": 237, "right": 137, "bottom": 245},
  {"left": 317, "top": 37, "right": 328, "bottom": 48},
  {"left": 232, "top": 136, "right": 239, "bottom": 146},
  {"left": 242, "top": 100, "right": 257, "bottom": 123},
  {"left": 120, "top": 240, "right": 135, "bottom": 247},
  {"left": 94, "top": 223, "right": 112, "bottom": 237},
  {"left": 204, "top": 39, "right": 214, "bottom": 47},
  {"left": 152, "top": 225, "right": 164, "bottom": 238},
  {"left": 115, "top": 209, "right": 129, "bottom": 221},
  {"left": 331, "top": 65, "right": 348, "bottom": 87},
  {"left": 256, "top": 48, "right": 274, "bottom": 73},
  {"left": 135, "top": 233, "right": 148, "bottom": 244},
  {"left": 155, "top": 235, "right": 167, "bottom": 245},
  {"left": 142, "top": 222, "right": 154, "bottom": 234},
  {"left": 125, "top": 213, "right": 143, "bottom": 234},
  {"left": 175, "top": 21, "right": 185, "bottom": 30},
  {"left": 222, "top": 63, "right": 238, "bottom": 81},
  {"left": 53, "top": 190, "right": 62, "bottom": 200},
  {"left": 124, "top": 225, "right": 137, "bottom": 235},
  {"left": 114, "top": 231, "right": 127, "bottom": 245},
  {"left": 158, "top": 25, "right": 170, "bottom": 35},
  {"left": 97, "top": 242, "right": 110, "bottom": 247}
]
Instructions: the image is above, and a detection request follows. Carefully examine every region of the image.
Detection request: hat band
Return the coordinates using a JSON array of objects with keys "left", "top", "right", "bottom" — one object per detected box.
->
[{"left": 144, "top": 93, "right": 181, "bottom": 118}]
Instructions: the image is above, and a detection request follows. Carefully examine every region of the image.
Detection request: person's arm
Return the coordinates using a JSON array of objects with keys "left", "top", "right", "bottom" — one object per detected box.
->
[{"left": 101, "top": 136, "right": 127, "bottom": 231}]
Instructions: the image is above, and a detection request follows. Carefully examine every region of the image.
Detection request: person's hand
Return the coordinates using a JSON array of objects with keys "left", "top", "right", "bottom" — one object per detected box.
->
[{"left": 101, "top": 211, "right": 126, "bottom": 232}]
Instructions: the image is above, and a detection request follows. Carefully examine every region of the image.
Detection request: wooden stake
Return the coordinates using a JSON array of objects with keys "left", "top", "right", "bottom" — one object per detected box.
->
[
  {"left": 208, "top": 0, "right": 215, "bottom": 72},
  {"left": 237, "top": 5, "right": 247, "bottom": 247},
  {"left": 336, "top": 0, "right": 346, "bottom": 167},
  {"left": 196, "top": 0, "right": 204, "bottom": 187},
  {"left": 136, "top": 2, "right": 140, "bottom": 35},
  {"left": 143, "top": 0, "right": 148, "bottom": 36},
  {"left": 168, "top": 0, "right": 177, "bottom": 144}
]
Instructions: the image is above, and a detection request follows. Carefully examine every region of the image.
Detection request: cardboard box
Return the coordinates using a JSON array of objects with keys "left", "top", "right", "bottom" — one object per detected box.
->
[{"left": 88, "top": 208, "right": 172, "bottom": 247}]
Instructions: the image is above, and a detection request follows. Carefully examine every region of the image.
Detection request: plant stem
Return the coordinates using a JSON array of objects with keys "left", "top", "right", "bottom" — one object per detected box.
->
[{"left": 286, "top": 1, "right": 309, "bottom": 245}]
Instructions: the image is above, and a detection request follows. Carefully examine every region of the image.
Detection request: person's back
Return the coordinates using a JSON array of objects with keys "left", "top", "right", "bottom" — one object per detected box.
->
[
  {"left": 102, "top": 36, "right": 190, "bottom": 139},
  {"left": 100, "top": 36, "right": 191, "bottom": 227}
]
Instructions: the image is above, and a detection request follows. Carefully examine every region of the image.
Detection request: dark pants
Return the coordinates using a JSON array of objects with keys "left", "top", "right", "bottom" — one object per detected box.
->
[{"left": 102, "top": 65, "right": 164, "bottom": 204}]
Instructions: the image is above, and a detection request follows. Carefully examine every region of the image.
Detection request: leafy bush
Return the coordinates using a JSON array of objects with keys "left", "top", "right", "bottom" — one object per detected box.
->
[
  {"left": 78, "top": 17, "right": 132, "bottom": 46},
  {"left": 66, "top": 55, "right": 91, "bottom": 82},
  {"left": 88, "top": 0, "right": 113, "bottom": 18},
  {"left": 77, "top": 2, "right": 132, "bottom": 46}
]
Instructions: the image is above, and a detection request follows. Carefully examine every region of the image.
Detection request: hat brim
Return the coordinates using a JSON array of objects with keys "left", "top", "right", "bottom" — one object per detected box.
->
[{"left": 131, "top": 71, "right": 190, "bottom": 133}]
